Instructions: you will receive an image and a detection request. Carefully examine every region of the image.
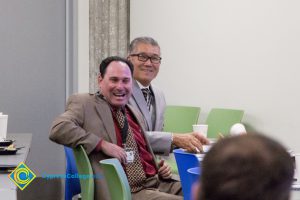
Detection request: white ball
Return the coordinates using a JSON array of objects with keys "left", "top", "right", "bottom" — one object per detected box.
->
[{"left": 230, "top": 123, "right": 247, "bottom": 136}]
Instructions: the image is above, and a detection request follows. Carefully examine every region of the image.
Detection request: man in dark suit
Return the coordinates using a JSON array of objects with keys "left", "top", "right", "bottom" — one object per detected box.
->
[
  {"left": 50, "top": 56, "right": 184, "bottom": 200},
  {"left": 194, "top": 133, "right": 294, "bottom": 200},
  {"left": 128, "top": 36, "right": 208, "bottom": 153}
]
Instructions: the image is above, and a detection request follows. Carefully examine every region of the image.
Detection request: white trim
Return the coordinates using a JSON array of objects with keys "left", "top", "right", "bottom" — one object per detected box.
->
[{"left": 77, "top": 0, "right": 89, "bottom": 93}]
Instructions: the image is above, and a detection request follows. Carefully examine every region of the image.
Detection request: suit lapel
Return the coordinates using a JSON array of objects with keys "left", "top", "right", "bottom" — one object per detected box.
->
[
  {"left": 131, "top": 81, "right": 153, "bottom": 130},
  {"left": 127, "top": 105, "right": 158, "bottom": 168},
  {"left": 94, "top": 95, "right": 117, "bottom": 144},
  {"left": 150, "top": 85, "right": 161, "bottom": 131}
]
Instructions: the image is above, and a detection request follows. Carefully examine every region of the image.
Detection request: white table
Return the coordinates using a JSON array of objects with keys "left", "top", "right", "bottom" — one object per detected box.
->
[
  {"left": 292, "top": 185, "right": 300, "bottom": 200},
  {"left": 0, "top": 133, "right": 32, "bottom": 200}
]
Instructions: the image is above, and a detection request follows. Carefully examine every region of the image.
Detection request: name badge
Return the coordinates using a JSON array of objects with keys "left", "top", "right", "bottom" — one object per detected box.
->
[{"left": 125, "top": 147, "right": 134, "bottom": 163}]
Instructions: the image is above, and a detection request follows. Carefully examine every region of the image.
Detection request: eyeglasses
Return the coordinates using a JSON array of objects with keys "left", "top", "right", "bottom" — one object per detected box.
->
[{"left": 130, "top": 53, "right": 162, "bottom": 64}]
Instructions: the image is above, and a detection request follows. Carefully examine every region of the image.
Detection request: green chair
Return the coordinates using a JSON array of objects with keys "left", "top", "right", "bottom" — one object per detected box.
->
[
  {"left": 163, "top": 105, "right": 201, "bottom": 133},
  {"left": 205, "top": 108, "right": 244, "bottom": 138},
  {"left": 163, "top": 105, "right": 201, "bottom": 174},
  {"left": 73, "top": 145, "right": 94, "bottom": 200},
  {"left": 99, "top": 158, "right": 131, "bottom": 200}
]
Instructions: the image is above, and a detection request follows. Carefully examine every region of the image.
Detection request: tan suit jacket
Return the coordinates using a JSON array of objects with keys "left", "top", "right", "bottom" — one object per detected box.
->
[{"left": 49, "top": 93, "right": 159, "bottom": 200}]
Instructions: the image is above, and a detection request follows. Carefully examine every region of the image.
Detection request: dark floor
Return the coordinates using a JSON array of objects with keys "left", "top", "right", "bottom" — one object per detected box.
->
[{"left": 18, "top": 178, "right": 63, "bottom": 200}]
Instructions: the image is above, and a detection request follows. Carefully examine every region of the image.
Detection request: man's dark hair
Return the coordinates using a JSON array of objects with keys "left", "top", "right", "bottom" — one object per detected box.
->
[
  {"left": 199, "top": 133, "right": 294, "bottom": 200},
  {"left": 99, "top": 56, "right": 134, "bottom": 77}
]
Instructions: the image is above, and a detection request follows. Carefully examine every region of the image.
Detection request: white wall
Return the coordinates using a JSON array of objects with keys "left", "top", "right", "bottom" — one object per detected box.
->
[
  {"left": 131, "top": 0, "right": 300, "bottom": 151},
  {"left": 77, "top": 0, "right": 89, "bottom": 93}
]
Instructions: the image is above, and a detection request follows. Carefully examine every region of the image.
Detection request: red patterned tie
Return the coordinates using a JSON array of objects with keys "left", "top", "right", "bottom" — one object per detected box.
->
[{"left": 113, "top": 108, "right": 147, "bottom": 192}]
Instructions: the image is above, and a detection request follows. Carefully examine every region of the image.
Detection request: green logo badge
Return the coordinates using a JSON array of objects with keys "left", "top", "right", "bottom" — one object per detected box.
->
[{"left": 8, "top": 162, "right": 36, "bottom": 190}]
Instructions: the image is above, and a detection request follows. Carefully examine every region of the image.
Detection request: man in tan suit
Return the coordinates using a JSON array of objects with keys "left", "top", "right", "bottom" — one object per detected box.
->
[{"left": 50, "top": 56, "right": 202, "bottom": 199}]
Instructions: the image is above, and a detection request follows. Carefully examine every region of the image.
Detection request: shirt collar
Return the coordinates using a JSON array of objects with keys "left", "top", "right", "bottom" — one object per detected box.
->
[{"left": 136, "top": 81, "right": 150, "bottom": 90}]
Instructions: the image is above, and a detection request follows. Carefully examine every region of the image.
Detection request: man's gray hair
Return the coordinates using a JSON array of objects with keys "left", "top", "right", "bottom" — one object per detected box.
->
[{"left": 128, "top": 36, "right": 160, "bottom": 54}]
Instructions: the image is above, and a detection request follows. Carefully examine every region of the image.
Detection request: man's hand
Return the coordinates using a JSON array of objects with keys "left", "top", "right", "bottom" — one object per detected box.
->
[
  {"left": 158, "top": 159, "right": 172, "bottom": 179},
  {"left": 101, "top": 140, "right": 127, "bottom": 164},
  {"left": 192, "top": 132, "right": 210, "bottom": 145},
  {"left": 173, "top": 133, "right": 209, "bottom": 153}
]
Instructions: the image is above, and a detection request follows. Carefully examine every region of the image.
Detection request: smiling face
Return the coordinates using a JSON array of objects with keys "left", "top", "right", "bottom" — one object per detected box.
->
[
  {"left": 128, "top": 42, "right": 161, "bottom": 86},
  {"left": 98, "top": 61, "right": 132, "bottom": 107}
]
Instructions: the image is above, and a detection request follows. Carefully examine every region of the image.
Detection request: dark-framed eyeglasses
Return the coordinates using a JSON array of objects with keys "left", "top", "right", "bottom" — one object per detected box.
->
[{"left": 130, "top": 53, "right": 162, "bottom": 64}]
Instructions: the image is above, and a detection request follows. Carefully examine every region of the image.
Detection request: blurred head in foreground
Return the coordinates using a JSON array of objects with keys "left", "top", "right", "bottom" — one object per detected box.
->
[{"left": 196, "top": 133, "right": 294, "bottom": 200}]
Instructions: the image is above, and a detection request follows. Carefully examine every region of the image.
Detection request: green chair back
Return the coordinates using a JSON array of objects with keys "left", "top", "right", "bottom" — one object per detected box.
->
[
  {"left": 205, "top": 108, "right": 244, "bottom": 138},
  {"left": 73, "top": 145, "right": 94, "bottom": 200},
  {"left": 163, "top": 105, "right": 201, "bottom": 133},
  {"left": 100, "top": 158, "right": 131, "bottom": 200},
  {"left": 162, "top": 105, "right": 200, "bottom": 175}
]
